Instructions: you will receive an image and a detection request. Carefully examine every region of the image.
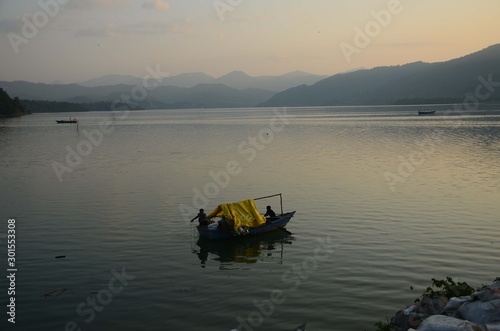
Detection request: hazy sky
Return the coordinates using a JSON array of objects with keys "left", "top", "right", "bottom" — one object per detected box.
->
[{"left": 0, "top": 0, "right": 499, "bottom": 83}]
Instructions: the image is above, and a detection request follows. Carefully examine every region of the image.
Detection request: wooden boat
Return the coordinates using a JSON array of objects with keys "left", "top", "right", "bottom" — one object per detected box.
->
[
  {"left": 418, "top": 110, "right": 436, "bottom": 115},
  {"left": 196, "top": 193, "right": 295, "bottom": 240},
  {"left": 197, "top": 211, "right": 295, "bottom": 240},
  {"left": 56, "top": 119, "right": 77, "bottom": 123}
]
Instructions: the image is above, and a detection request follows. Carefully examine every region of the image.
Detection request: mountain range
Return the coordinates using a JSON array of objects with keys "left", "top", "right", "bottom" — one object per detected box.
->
[
  {"left": 78, "top": 70, "right": 328, "bottom": 92},
  {"left": 261, "top": 44, "right": 500, "bottom": 106},
  {"left": 1, "top": 44, "right": 499, "bottom": 111},
  {"left": 0, "top": 71, "right": 327, "bottom": 110},
  {"left": 0, "top": 81, "right": 276, "bottom": 109}
]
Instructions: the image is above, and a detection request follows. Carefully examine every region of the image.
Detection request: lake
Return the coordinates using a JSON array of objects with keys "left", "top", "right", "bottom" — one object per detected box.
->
[{"left": 0, "top": 105, "right": 499, "bottom": 331}]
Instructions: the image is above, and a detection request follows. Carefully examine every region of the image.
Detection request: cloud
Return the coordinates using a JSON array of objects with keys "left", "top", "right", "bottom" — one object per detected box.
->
[{"left": 142, "top": 0, "right": 170, "bottom": 12}]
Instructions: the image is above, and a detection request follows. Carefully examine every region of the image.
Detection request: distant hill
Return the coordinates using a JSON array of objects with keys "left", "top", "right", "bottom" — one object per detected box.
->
[
  {"left": 143, "top": 84, "right": 276, "bottom": 108},
  {"left": 0, "top": 88, "right": 30, "bottom": 117},
  {"left": 78, "top": 74, "right": 143, "bottom": 87},
  {"left": 78, "top": 71, "right": 328, "bottom": 92},
  {"left": 0, "top": 81, "right": 133, "bottom": 102},
  {"left": 163, "top": 72, "right": 214, "bottom": 88},
  {"left": 214, "top": 70, "right": 328, "bottom": 91},
  {"left": 4, "top": 45, "right": 500, "bottom": 111},
  {"left": 0, "top": 81, "right": 276, "bottom": 110},
  {"left": 261, "top": 44, "right": 500, "bottom": 106},
  {"left": 0, "top": 70, "right": 326, "bottom": 111},
  {"left": 19, "top": 100, "right": 120, "bottom": 113}
]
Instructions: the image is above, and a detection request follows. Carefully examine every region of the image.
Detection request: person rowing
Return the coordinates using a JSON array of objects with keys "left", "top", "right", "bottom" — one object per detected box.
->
[{"left": 190, "top": 209, "right": 213, "bottom": 226}]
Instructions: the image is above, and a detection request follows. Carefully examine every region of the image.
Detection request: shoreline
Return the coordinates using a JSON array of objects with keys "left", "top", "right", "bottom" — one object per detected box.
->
[{"left": 376, "top": 277, "right": 500, "bottom": 331}]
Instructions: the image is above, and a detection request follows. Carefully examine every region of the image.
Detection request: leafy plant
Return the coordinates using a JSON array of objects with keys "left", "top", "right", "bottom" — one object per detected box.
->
[
  {"left": 374, "top": 318, "right": 391, "bottom": 331},
  {"left": 421, "top": 277, "right": 475, "bottom": 299}
]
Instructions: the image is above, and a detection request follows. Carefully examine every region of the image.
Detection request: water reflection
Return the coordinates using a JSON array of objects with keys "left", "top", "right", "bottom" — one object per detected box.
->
[{"left": 193, "top": 231, "right": 293, "bottom": 269}]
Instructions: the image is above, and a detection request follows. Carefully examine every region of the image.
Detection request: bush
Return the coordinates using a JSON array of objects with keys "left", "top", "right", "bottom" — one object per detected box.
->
[
  {"left": 420, "top": 277, "right": 475, "bottom": 300},
  {"left": 374, "top": 319, "right": 391, "bottom": 331}
]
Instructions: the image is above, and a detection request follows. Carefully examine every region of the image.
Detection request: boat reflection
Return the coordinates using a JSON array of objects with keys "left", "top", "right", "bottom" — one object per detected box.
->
[{"left": 193, "top": 230, "right": 293, "bottom": 269}]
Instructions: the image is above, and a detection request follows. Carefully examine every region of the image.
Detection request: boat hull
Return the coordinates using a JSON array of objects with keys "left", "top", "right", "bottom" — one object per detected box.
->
[{"left": 197, "top": 211, "right": 295, "bottom": 240}]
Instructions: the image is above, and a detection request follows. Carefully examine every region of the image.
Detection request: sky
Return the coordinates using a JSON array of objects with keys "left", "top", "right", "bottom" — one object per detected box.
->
[{"left": 0, "top": 0, "right": 499, "bottom": 83}]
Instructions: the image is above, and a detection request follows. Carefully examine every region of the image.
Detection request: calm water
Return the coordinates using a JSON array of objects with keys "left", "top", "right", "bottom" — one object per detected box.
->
[{"left": 0, "top": 106, "right": 499, "bottom": 331}]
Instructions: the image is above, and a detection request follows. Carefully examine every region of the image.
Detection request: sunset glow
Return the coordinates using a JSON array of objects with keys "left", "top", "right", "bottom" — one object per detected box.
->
[{"left": 0, "top": 0, "right": 499, "bottom": 82}]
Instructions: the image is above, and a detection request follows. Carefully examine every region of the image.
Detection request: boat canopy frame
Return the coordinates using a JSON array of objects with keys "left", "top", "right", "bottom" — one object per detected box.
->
[{"left": 254, "top": 193, "right": 283, "bottom": 215}]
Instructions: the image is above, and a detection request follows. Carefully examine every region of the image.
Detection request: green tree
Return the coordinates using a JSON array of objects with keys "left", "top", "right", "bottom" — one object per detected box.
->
[{"left": 0, "top": 88, "right": 29, "bottom": 117}]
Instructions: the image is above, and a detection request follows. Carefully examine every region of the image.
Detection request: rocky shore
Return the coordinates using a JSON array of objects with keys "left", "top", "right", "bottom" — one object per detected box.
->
[{"left": 382, "top": 277, "right": 500, "bottom": 331}]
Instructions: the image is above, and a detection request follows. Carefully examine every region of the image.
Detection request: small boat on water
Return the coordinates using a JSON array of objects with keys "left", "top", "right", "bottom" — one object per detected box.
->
[
  {"left": 56, "top": 118, "right": 77, "bottom": 123},
  {"left": 418, "top": 110, "right": 436, "bottom": 115},
  {"left": 195, "top": 193, "right": 295, "bottom": 240}
]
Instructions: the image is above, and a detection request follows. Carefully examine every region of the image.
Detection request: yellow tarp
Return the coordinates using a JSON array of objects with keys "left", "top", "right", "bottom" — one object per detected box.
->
[{"left": 207, "top": 199, "right": 266, "bottom": 230}]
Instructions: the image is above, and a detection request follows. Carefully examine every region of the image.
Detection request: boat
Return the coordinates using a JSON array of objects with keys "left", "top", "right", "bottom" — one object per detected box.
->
[
  {"left": 418, "top": 110, "right": 436, "bottom": 115},
  {"left": 196, "top": 193, "right": 295, "bottom": 240},
  {"left": 56, "top": 119, "right": 77, "bottom": 123}
]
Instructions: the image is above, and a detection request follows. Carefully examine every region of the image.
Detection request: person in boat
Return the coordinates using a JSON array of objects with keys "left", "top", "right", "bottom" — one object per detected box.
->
[
  {"left": 264, "top": 205, "right": 276, "bottom": 218},
  {"left": 190, "top": 209, "right": 212, "bottom": 226},
  {"left": 217, "top": 216, "right": 234, "bottom": 233}
]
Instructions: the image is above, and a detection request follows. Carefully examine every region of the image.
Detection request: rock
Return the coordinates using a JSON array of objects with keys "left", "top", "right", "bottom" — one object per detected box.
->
[
  {"left": 431, "top": 296, "right": 449, "bottom": 315},
  {"left": 416, "top": 296, "right": 448, "bottom": 315},
  {"left": 408, "top": 313, "right": 423, "bottom": 329},
  {"left": 390, "top": 310, "right": 412, "bottom": 331},
  {"left": 385, "top": 280, "right": 500, "bottom": 331},
  {"left": 458, "top": 297, "right": 500, "bottom": 325},
  {"left": 389, "top": 296, "right": 449, "bottom": 330},
  {"left": 416, "top": 315, "right": 488, "bottom": 331}
]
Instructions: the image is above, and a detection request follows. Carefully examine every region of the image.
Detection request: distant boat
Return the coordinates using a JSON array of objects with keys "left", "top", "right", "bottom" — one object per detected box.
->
[
  {"left": 418, "top": 110, "right": 436, "bottom": 115},
  {"left": 56, "top": 119, "right": 77, "bottom": 123}
]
